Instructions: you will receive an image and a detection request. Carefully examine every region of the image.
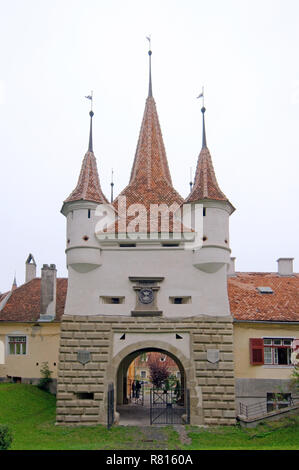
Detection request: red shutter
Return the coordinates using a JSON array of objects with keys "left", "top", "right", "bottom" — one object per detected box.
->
[{"left": 250, "top": 338, "right": 264, "bottom": 365}]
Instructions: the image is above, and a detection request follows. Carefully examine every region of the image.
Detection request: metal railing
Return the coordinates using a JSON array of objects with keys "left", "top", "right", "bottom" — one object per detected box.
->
[
  {"left": 107, "top": 383, "right": 114, "bottom": 429},
  {"left": 239, "top": 397, "right": 299, "bottom": 419},
  {"left": 239, "top": 401, "right": 267, "bottom": 419}
]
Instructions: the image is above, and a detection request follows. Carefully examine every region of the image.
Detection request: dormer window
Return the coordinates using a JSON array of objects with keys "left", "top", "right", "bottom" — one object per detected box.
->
[{"left": 257, "top": 287, "right": 274, "bottom": 294}]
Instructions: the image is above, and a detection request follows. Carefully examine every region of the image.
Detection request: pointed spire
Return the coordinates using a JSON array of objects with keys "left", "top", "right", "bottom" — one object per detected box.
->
[
  {"left": 186, "top": 104, "right": 234, "bottom": 208},
  {"left": 62, "top": 104, "right": 108, "bottom": 207},
  {"left": 114, "top": 41, "right": 183, "bottom": 212},
  {"left": 11, "top": 274, "right": 17, "bottom": 291}
]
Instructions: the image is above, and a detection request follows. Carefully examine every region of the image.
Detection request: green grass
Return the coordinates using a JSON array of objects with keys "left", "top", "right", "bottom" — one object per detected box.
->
[
  {"left": 184, "top": 416, "right": 299, "bottom": 450},
  {"left": 0, "top": 383, "right": 298, "bottom": 450}
]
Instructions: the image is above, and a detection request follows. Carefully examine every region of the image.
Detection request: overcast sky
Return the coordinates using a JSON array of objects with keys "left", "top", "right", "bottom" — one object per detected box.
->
[{"left": 0, "top": 0, "right": 298, "bottom": 293}]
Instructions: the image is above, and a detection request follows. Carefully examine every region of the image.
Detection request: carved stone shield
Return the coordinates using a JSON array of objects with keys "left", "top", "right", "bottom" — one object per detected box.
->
[
  {"left": 207, "top": 349, "right": 219, "bottom": 364},
  {"left": 138, "top": 288, "right": 154, "bottom": 304},
  {"left": 77, "top": 350, "right": 91, "bottom": 365}
]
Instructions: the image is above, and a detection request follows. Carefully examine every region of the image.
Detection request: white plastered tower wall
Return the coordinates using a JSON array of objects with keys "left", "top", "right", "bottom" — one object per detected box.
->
[{"left": 56, "top": 61, "right": 236, "bottom": 426}]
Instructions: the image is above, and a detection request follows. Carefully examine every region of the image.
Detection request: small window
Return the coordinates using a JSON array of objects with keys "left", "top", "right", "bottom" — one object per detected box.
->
[
  {"left": 267, "top": 393, "right": 291, "bottom": 412},
  {"left": 88, "top": 209, "right": 91, "bottom": 219},
  {"left": 169, "top": 296, "right": 191, "bottom": 304},
  {"left": 119, "top": 244, "right": 136, "bottom": 247},
  {"left": 100, "top": 296, "right": 125, "bottom": 304},
  {"left": 161, "top": 243, "right": 179, "bottom": 247},
  {"left": 8, "top": 336, "right": 27, "bottom": 355},
  {"left": 160, "top": 356, "right": 166, "bottom": 362},
  {"left": 262, "top": 338, "right": 293, "bottom": 365},
  {"left": 140, "top": 370, "right": 146, "bottom": 378},
  {"left": 203, "top": 207, "right": 206, "bottom": 216},
  {"left": 76, "top": 392, "right": 94, "bottom": 400}
]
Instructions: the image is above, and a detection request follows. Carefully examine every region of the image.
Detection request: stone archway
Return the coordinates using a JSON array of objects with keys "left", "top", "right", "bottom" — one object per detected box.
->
[{"left": 109, "top": 340, "right": 192, "bottom": 425}]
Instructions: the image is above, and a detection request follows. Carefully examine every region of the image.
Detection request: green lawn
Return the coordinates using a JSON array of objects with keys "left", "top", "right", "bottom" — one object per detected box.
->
[{"left": 0, "top": 383, "right": 298, "bottom": 450}]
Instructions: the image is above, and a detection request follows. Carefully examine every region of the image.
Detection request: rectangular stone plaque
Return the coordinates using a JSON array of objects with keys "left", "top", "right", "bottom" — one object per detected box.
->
[
  {"left": 77, "top": 350, "right": 91, "bottom": 365},
  {"left": 207, "top": 349, "right": 220, "bottom": 364}
]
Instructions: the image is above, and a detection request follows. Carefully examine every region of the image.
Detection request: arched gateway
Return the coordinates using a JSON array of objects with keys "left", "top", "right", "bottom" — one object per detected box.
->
[
  {"left": 55, "top": 47, "right": 236, "bottom": 427},
  {"left": 115, "top": 345, "right": 187, "bottom": 425}
]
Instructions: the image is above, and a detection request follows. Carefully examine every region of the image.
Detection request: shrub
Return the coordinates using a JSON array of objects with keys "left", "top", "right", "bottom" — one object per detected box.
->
[
  {"left": 37, "top": 362, "right": 53, "bottom": 391},
  {"left": 0, "top": 425, "right": 13, "bottom": 450}
]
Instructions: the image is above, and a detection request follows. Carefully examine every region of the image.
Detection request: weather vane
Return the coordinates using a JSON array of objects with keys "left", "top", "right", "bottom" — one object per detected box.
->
[
  {"left": 85, "top": 90, "right": 93, "bottom": 111},
  {"left": 146, "top": 35, "right": 151, "bottom": 50},
  {"left": 197, "top": 86, "right": 204, "bottom": 107}
]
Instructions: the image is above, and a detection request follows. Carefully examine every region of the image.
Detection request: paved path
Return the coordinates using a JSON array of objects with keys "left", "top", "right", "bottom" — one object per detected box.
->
[
  {"left": 117, "top": 404, "right": 151, "bottom": 426},
  {"left": 115, "top": 402, "right": 191, "bottom": 449}
]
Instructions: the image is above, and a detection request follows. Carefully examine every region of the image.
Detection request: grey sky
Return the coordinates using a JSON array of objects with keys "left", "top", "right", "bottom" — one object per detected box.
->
[{"left": 0, "top": 0, "right": 298, "bottom": 293}]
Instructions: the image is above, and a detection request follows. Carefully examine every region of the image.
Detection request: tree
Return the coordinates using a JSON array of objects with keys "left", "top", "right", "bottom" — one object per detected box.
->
[
  {"left": 148, "top": 355, "right": 170, "bottom": 388},
  {"left": 37, "top": 362, "right": 53, "bottom": 392}
]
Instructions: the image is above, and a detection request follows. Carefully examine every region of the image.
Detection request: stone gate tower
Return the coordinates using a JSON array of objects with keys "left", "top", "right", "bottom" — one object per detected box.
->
[{"left": 56, "top": 48, "right": 236, "bottom": 426}]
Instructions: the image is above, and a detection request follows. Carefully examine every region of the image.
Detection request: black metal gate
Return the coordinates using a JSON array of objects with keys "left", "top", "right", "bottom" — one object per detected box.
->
[
  {"left": 150, "top": 388, "right": 190, "bottom": 425},
  {"left": 107, "top": 383, "right": 114, "bottom": 429},
  {"left": 128, "top": 378, "right": 144, "bottom": 406}
]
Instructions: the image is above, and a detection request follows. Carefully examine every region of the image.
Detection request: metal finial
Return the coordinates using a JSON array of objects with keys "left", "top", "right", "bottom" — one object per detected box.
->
[
  {"left": 201, "top": 106, "right": 207, "bottom": 149},
  {"left": 189, "top": 167, "right": 193, "bottom": 192},
  {"left": 146, "top": 36, "right": 152, "bottom": 97},
  {"left": 197, "top": 87, "right": 207, "bottom": 148},
  {"left": 85, "top": 91, "right": 94, "bottom": 152},
  {"left": 110, "top": 169, "right": 114, "bottom": 202}
]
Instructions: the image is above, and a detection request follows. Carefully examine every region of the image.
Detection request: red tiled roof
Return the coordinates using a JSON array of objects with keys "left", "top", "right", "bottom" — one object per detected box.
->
[
  {"left": 64, "top": 151, "right": 108, "bottom": 205},
  {"left": 128, "top": 96, "right": 174, "bottom": 191},
  {"left": 228, "top": 273, "right": 299, "bottom": 322},
  {"left": 0, "top": 292, "right": 9, "bottom": 303},
  {"left": 0, "top": 278, "right": 67, "bottom": 322},
  {"left": 186, "top": 146, "right": 230, "bottom": 203},
  {"left": 0, "top": 273, "right": 298, "bottom": 323},
  {"left": 112, "top": 96, "right": 183, "bottom": 233}
]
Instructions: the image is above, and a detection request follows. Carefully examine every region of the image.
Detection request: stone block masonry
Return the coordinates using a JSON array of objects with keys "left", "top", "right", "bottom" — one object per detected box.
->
[{"left": 56, "top": 314, "right": 235, "bottom": 426}]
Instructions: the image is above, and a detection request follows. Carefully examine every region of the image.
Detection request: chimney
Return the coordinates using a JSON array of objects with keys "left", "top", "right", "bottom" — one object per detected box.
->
[
  {"left": 227, "top": 257, "right": 236, "bottom": 277},
  {"left": 25, "top": 254, "right": 36, "bottom": 283},
  {"left": 40, "top": 264, "right": 57, "bottom": 320},
  {"left": 277, "top": 258, "right": 294, "bottom": 276}
]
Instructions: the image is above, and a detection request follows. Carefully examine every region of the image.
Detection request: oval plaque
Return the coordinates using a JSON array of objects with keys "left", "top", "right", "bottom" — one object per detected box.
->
[{"left": 138, "top": 288, "right": 154, "bottom": 304}]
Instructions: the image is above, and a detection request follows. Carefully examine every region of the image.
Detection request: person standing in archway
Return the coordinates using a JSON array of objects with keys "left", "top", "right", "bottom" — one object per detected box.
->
[
  {"left": 135, "top": 380, "right": 141, "bottom": 399},
  {"left": 132, "top": 380, "right": 136, "bottom": 398}
]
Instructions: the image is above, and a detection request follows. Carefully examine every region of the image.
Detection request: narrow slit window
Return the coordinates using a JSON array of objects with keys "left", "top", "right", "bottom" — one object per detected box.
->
[
  {"left": 169, "top": 296, "right": 191, "bottom": 304},
  {"left": 119, "top": 244, "right": 136, "bottom": 247},
  {"left": 100, "top": 296, "right": 125, "bottom": 304},
  {"left": 76, "top": 392, "right": 94, "bottom": 400},
  {"left": 203, "top": 207, "right": 206, "bottom": 216},
  {"left": 88, "top": 209, "right": 91, "bottom": 219}
]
